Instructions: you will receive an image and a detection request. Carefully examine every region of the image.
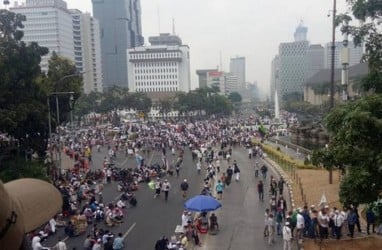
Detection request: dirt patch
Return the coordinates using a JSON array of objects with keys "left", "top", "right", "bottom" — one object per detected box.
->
[
  {"left": 287, "top": 168, "right": 341, "bottom": 209},
  {"left": 303, "top": 236, "right": 382, "bottom": 250}
]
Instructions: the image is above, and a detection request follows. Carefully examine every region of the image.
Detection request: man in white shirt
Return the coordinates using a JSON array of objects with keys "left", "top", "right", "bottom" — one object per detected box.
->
[
  {"left": 333, "top": 209, "right": 345, "bottom": 239},
  {"left": 283, "top": 222, "right": 292, "bottom": 250},
  {"left": 296, "top": 209, "right": 305, "bottom": 240}
]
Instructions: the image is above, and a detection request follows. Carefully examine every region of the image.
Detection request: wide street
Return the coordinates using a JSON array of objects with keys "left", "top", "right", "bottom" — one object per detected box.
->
[{"left": 45, "top": 141, "right": 288, "bottom": 250}]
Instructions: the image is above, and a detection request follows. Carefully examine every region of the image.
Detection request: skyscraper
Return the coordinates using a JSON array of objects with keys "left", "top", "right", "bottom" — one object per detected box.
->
[
  {"left": 306, "top": 44, "right": 325, "bottom": 79},
  {"left": 229, "top": 56, "right": 246, "bottom": 93},
  {"left": 92, "top": 0, "right": 144, "bottom": 89},
  {"left": 324, "top": 41, "right": 363, "bottom": 69},
  {"left": 11, "top": 0, "right": 74, "bottom": 72},
  {"left": 277, "top": 23, "right": 309, "bottom": 99},
  {"left": 70, "top": 9, "right": 103, "bottom": 93}
]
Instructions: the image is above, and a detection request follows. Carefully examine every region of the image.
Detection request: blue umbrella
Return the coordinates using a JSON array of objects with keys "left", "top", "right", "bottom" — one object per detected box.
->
[{"left": 184, "top": 195, "right": 222, "bottom": 212}]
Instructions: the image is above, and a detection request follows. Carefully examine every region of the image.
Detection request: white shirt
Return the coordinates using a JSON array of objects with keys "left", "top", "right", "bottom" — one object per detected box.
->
[
  {"left": 55, "top": 241, "right": 67, "bottom": 250},
  {"left": 296, "top": 213, "right": 305, "bottom": 229},
  {"left": 334, "top": 213, "right": 345, "bottom": 227},
  {"left": 283, "top": 226, "right": 292, "bottom": 240}
]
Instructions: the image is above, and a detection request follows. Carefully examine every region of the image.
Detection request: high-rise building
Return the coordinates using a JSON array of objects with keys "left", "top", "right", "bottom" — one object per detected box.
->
[
  {"left": 277, "top": 24, "right": 309, "bottom": 99},
  {"left": 92, "top": 0, "right": 144, "bottom": 89},
  {"left": 70, "top": 9, "right": 103, "bottom": 93},
  {"left": 324, "top": 41, "right": 363, "bottom": 69},
  {"left": 229, "top": 56, "right": 246, "bottom": 92},
  {"left": 127, "top": 33, "right": 191, "bottom": 93},
  {"left": 306, "top": 44, "right": 325, "bottom": 79},
  {"left": 196, "top": 69, "right": 218, "bottom": 89},
  {"left": 11, "top": 0, "right": 75, "bottom": 72},
  {"left": 223, "top": 73, "right": 239, "bottom": 95}
]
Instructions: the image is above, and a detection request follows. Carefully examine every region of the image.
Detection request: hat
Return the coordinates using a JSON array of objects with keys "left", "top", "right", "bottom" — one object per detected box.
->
[
  {"left": 285, "top": 221, "right": 290, "bottom": 226},
  {"left": 0, "top": 178, "right": 62, "bottom": 250},
  {"left": 183, "top": 179, "right": 187, "bottom": 182}
]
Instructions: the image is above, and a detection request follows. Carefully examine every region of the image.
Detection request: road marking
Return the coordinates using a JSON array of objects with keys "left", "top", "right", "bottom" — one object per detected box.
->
[{"left": 123, "top": 222, "right": 136, "bottom": 240}]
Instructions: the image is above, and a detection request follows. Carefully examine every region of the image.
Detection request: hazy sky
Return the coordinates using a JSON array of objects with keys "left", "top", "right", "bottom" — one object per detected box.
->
[{"left": 62, "top": 0, "right": 350, "bottom": 95}]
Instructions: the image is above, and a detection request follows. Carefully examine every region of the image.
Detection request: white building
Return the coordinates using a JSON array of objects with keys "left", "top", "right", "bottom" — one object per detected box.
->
[
  {"left": 127, "top": 33, "right": 191, "bottom": 93},
  {"left": 11, "top": 0, "right": 75, "bottom": 72},
  {"left": 229, "top": 56, "right": 246, "bottom": 92},
  {"left": 70, "top": 9, "right": 103, "bottom": 93},
  {"left": 223, "top": 73, "right": 239, "bottom": 95}
]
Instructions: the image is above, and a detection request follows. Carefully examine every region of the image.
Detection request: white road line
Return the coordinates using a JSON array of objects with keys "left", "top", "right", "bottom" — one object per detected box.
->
[{"left": 123, "top": 222, "right": 136, "bottom": 240}]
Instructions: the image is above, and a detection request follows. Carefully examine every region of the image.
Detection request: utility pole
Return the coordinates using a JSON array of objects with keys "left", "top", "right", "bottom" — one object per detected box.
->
[{"left": 330, "top": 0, "right": 337, "bottom": 109}]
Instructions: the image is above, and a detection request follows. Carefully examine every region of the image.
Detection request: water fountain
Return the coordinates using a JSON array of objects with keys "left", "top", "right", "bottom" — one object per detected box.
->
[{"left": 274, "top": 90, "right": 280, "bottom": 121}]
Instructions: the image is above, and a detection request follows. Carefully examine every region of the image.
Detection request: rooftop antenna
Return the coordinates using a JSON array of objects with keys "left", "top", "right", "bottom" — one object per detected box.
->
[{"left": 172, "top": 18, "right": 176, "bottom": 35}]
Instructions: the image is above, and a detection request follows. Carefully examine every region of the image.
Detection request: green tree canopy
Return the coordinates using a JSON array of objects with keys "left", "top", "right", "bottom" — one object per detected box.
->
[
  {"left": 338, "top": 0, "right": 382, "bottom": 93},
  {"left": 313, "top": 95, "right": 382, "bottom": 204},
  {"left": 228, "top": 91, "right": 242, "bottom": 103}
]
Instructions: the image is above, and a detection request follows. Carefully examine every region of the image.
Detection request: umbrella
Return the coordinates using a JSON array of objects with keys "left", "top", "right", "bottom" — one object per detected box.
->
[{"left": 184, "top": 195, "right": 222, "bottom": 212}]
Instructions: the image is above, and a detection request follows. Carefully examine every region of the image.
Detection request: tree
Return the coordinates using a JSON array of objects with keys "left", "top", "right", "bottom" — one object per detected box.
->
[
  {"left": 338, "top": 1, "right": 382, "bottom": 93},
  {"left": 43, "top": 52, "right": 83, "bottom": 126},
  {"left": 313, "top": 95, "right": 382, "bottom": 204},
  {"left": 0, "top": 10, "right": 50, "bottom": 178},
  {"left": 158, "top": 98, "right": 173, "bottom": 119},
  {"left": 228, "top": 92, "right": 242, "bottom": 103}
]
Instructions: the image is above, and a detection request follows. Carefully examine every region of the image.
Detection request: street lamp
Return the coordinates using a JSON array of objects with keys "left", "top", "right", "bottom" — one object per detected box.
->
[
  {"left": 341, "top": 19, "right": 350, "bottom": 101},
  {"left": 47, "top": 72, "right": 82, "bottom": 173},
  {"left": 329, "top": 0, "right": 337, "bottom": 109}
]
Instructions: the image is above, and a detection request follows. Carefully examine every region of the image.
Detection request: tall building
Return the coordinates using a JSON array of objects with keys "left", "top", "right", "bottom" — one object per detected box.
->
[
  {"left": 70, "top": 10, "right": 103, "bottom": 93},
  {"left": 92, "top": 0, "right": 144, "bottom": 89},
  {"left": 306, "top": 44, "right": 325, "bottom": 79},
  {"left": 229, "top": 56, "right": 246, "bottom": 92},
  {"left": 127, "top": 33, "right": 191, "bottom": 93},
  {"left": 196, "top": 69, "right": 218, "bottom": 89},
  {"left": 324, "top": 41, "right": 363, "bottom": 69},
  {"left": 277, "top": 24, "right": 309, "bottom": 99},
  {"left": 223, "top": 73, "right": 239, "bottom": 95},
  {"left": 11, "top": 0, "right": 75, "bottom": 72}
]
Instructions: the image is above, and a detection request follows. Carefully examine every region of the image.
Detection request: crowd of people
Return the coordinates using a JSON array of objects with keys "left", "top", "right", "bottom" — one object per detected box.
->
[{"left": 33, "top": 116, "right": 378, "bottom": 250}]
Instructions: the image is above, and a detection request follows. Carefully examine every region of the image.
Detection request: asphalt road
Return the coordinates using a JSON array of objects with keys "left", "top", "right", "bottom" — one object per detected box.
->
[
  {"left": 200, "top": 146, "right": 287, "bottom": 250},
  {"left": 45, "top": 145, "right": 207, "bottom": 249},
  {"left": 45, "top": 142, "right": 292, "bottom": 250}
]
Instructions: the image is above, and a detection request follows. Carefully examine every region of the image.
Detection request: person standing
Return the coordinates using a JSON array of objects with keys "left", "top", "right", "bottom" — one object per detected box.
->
[
  {"left": 333, "top": 209, "right": 344, "bottom": 239},
  {"left": 226, "top": 166, "right": 233, "bottom": 186},
  {"left": 112, "top": 233, "right": 124, "bottom": 250},
  {"left": 296, "top": 209, "right": 305, "bottom": 241},
  {"left": 260, "top": 164, "right": 268, "bottom": 180},
  {"left": 153, "top": 177, "right": 162, "bottom": 199},
  {"left": 162, "top": 179, "right": 171, "bottom": 202},
  {"left": 318, "top": 208, "right": 330, "bottom": 241},
  {"left": 54, "top": 238, "right": 67, "bottom": 250},
  {"left": 282, "top": 221, "right": 292, "bottom": 250},
  {"left": 348, "top": 208, "right": 358, "bottom": 238},
  {"left": 267, "top": 213, "right": 276, "bottom": 245},
  {"left": 257, "top": 180, "right": 264, "bottom": 201},
  {"left": 180, "top": 179, "right": 189, "bottom": 199},
  {"left": 366, "top": 207, "right": 376, "bottom": 235},
  {"left": 196, "top": 161, "right": 201, "bottom": 175},
  {"left": 233, "top": 163, "right": 240, "bottom": 181},
  {"left": 215, "top": 179, "right": 224, "bottom": 200},
  {"left": 264, "top": 208, "right": 270, "bottom": 237}
]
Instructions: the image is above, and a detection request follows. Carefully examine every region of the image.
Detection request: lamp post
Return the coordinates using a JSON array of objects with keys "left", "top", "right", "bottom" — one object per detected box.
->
[
  {"left": 47, "top": 72, "right": 82, "bottom": 173},
  {"left": 341, "top": 20, "right": 349, "bottom": 101},
  {"left": 329, "top": 0, "right": 337, "bottom": 109}
]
